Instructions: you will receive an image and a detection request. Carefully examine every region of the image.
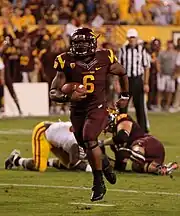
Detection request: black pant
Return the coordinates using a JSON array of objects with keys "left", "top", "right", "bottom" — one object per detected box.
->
[{"left": 120, "top": 76, "right": 149, "bottom": 133}]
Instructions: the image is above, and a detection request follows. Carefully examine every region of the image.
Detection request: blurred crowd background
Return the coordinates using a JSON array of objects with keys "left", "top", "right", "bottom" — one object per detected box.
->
[
  {"left": 1, "top": 0, "right": 180, "bottom": 26},
  {"left": 0, "top": 0, "right": 180, "bottom": 115}
]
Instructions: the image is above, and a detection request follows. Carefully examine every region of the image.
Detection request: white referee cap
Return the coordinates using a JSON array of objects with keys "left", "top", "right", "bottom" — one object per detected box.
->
[{"left": 127, "top": 29, "right": 138, "bottom": 38}]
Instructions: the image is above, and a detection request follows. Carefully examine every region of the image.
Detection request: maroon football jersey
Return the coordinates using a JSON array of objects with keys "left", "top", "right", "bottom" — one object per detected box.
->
[
  {"left": 115, "top": 114, "right": 146, "bottom": 147},
  {"left": 54, "top": 49, "right": 117, "bottom": 109}
]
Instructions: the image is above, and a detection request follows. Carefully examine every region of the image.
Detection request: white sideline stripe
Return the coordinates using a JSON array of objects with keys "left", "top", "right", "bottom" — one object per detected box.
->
[
  {"left": 0, "top": 183, "right": 180, "bottom": 197},
  {"left": 70, "top": 202, "right": 115, "bottom": 207}
]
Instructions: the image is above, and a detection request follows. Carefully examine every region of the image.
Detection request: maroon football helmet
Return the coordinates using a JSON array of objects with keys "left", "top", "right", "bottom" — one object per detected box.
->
[{"left": 70, "top": 27, "right": 99, "bottom": 57}]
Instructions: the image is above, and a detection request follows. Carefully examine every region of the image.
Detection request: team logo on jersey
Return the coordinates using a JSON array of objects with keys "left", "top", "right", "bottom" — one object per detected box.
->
[
  {"left": 70, "top": 63, "right": 76, "bottom": 69},
  {"left": 95, "top": 67, "right": 101, "bottom": 71}
]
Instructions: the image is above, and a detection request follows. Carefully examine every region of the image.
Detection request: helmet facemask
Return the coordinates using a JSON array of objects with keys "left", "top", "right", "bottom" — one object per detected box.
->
[{"left": 69, "top": 28, "right": 98, "bottom": 57}]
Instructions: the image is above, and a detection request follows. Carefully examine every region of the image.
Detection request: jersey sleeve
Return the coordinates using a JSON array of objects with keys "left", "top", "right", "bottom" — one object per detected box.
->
[
  {"left": 107, "top": 49, "right": 118, "bottom": 65},
  {"left": 53, "top": 53, "right": 66, "bottom": 72}
]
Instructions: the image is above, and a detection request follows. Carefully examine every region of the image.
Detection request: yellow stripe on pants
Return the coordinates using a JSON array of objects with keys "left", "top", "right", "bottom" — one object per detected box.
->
[{"left": 32, "top": 122, "right": 51, "bottom": 172}]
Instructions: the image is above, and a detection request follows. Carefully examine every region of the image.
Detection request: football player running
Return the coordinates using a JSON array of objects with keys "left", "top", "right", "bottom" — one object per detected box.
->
[
  {"left": 49, "top": 27, "right": 129, "bottom": 201},
  {"left": 100, "top": 108, "right": 178, "bottom": 175},
  {"left": 5, "top": 120, "right": 92, "bottom": 173}
]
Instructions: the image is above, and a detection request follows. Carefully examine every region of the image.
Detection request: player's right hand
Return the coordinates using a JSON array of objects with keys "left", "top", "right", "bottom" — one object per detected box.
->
[
  {"left": 49, "top": 89, "right": 57, "bottom": 99},
  {"left": 49, "top": 89, "right": 63, "bottom": 100},
  {"left": 70, "top": 90, "right": 87, "bottom": 101}
]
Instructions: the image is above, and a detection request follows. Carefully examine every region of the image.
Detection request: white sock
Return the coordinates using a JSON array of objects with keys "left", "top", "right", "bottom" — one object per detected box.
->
[
  {"left": 85, "top": 164, "right": 92, "bottom": 172},
  {"left": 48, "top": 158, "right": 54, "bottom": 167},
  {"left": 18, "top": 158, "right": 26, "bottom": 166}
]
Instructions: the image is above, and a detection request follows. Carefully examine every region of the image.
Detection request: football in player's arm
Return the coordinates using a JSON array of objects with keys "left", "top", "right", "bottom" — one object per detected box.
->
[
  {"left": 5, "top": 120, "right": 92, "bottom": 173},
  {"left": 101, "top": 109, "right": 178, "bottom": 176}
]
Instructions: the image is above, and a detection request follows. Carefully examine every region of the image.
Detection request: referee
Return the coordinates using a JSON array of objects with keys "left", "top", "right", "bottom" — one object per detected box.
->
[{"left": 117, "top": 29, "right": 150, "bottom": 133}]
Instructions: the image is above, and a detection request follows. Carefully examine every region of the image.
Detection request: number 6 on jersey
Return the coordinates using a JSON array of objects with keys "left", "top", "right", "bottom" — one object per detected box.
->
[{"left": 83, "top": 75, "right": 95, "bottom": 93}]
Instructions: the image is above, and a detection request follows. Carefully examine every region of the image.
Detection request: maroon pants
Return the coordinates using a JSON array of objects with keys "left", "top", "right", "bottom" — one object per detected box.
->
[
  {"left": 132, "top": 135, "right": 165, "bottom": 164},
  {"left": 70, "top": 107, "right": 108, "bottom": 147}
]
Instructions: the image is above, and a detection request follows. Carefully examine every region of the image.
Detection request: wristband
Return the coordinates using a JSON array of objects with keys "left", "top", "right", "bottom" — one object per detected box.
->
[
  {"left": 120, "top": 92, "right": 130, "bottom": 100},
  {"left": 54, "top": 94, "right": 70, "bottom": 103}
]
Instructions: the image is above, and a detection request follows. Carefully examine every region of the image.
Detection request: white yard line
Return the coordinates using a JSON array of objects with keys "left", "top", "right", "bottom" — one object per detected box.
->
[
  {"left": 0, "top": 183, "right": 179, "bottom": 197},
  {"left": 0, "top": 129, "right": 32, "bottom": 135},
  {"left": 70, "top": 202, "right": 115, "bottom": 207}
]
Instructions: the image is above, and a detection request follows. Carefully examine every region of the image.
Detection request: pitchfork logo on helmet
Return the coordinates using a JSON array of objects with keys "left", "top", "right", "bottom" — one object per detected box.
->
[{"left": 70, "top": 27, "right": 99, "bottom": 57}]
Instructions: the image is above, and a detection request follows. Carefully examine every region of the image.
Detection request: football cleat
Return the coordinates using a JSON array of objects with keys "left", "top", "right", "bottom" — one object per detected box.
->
[
  {"left": 158, "top": 165, "right": 168, "bottom": 175},
  {"left": 5, "top": 149, "right": 20, "bottom": 169},
  {"left": 91, "top": 182, "right": 106, "bottom": 202},
  {"left": 158, "top": 162, "right": 178, "bottom": 175},
  {"left": 103, "top": 164, "right": 116, "bottom": 184},
  {"left": 166, "top": 162, "right": 178, "bottom": 175}
]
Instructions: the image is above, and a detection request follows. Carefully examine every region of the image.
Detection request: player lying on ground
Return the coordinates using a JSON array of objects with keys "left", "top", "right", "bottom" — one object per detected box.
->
[
  {"left": 100, "top": 109, "right": 178, "bottom": 175},
  {"left": 49, "top": 27, "right": 129, "bottom": 201},
  {"left": 5, "top": 120, "right": 92, "bottom": 172}
]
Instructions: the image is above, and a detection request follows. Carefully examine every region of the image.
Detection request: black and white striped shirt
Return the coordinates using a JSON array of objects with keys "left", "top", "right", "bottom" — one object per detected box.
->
[{"left": 118, "top": 44, "right": 150, "bottom": 77}]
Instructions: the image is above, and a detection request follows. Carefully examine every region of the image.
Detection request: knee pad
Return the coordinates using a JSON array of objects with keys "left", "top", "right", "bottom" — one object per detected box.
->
[
  {"left": 98, "top": 140, "right": 106, "bottom": 154},
  {"left": 84, "top": 141, "right": 98, "bottom": 150},
  {"left": 112, "top": 129, "right": 129, "bottom": 145}
]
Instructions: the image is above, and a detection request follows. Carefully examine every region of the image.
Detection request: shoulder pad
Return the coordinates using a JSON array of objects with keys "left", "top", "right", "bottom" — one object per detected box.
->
[
  {"left": 54, "top": 52, "right": 66, "bottom": 70},
  {"left": 107, "top": 49, "right": 118, "bottom": 64},
  {"left": 95, "top": 49, "right": 117, "bottom": 64}
]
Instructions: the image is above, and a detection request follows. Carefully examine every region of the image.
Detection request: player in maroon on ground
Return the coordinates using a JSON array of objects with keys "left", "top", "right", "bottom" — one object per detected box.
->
[
  {"left": 49, "top": 28, "right": 129, "bottom": 201},
  {"left": 101, "top": 109, "right": 178, "bottom": 175}
]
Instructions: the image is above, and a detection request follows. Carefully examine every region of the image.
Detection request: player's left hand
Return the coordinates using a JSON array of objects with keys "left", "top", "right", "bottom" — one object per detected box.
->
[
  {"left": 116, "top": 92, "right": 129, "bottom": 108},
  {"left": 116, "top": 98, "right": 129, "bottom": 108},
  {"left": 70, "top": 91, "right": 87, "bottom": 101}
]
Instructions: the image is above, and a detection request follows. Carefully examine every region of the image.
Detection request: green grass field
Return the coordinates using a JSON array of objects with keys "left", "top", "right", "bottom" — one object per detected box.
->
[{"left": 0, "top": 113, "right": 180, "bottom": 216}]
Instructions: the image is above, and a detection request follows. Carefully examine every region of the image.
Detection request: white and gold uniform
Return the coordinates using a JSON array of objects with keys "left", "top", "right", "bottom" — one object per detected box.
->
[
  {"left": 32, "top": 121, "right": 85, "bottom": 172},
  {"left": 45, "top": 121, "right": 76, "bottom": 152}
]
